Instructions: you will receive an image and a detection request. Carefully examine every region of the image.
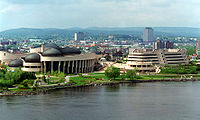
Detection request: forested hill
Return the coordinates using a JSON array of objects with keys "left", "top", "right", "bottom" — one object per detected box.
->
[{"left": 0, "top": 27, "right": 200, "bottom": 39}]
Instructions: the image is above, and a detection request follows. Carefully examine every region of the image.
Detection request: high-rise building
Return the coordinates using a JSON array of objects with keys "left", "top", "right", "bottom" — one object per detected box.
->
[
  {"left": 143, "top": 27, "right": 154, "bottom": 42},
  {"left": 74, "top": 32, "right": 78, "bottom": 41},
  {"left": 74, "top": 32, "right": 85, "bottom": 41},
  {"left": 153, "top": 40, "right": 164, "bottom": 49},
  {"left": 153, "top": 40, "right": 174, "bottom": 49}
]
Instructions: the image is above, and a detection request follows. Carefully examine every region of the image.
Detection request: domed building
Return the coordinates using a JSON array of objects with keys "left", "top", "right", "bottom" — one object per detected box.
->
[
  {"left": 8, "top": 59, "right": 23, "bottom": 68},
  {"left": 43, "top": 48, "right": 63, "bottom": 56},
  {"left": 8, "top": 43, "right": 99, "bottom": 74},
  {"left": 25, "top": 53, "right": 40, "bottom": 62}
]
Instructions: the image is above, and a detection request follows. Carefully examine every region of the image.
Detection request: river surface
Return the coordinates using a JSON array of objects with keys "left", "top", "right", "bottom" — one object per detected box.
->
[{"left": 1, "top": 82, "right": 200, "bottom": 120}]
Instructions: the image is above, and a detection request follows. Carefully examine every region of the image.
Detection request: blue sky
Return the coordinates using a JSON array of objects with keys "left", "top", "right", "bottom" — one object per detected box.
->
[{"left": 0, "top": 0, "right": 200, "bottom": 31}]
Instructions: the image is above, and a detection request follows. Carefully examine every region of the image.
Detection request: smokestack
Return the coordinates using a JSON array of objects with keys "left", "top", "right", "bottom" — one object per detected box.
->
[{"left": 41, "top": 43, "right": 44, "bottom": 53}]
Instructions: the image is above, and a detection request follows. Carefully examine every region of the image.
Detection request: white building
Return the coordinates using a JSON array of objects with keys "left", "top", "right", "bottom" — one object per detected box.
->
[
  {"left": 114, "top": 48, "right": 189, "bottom": 72},
  {"left": 7, "top": 43, "right": 99, "bottom": 74}
]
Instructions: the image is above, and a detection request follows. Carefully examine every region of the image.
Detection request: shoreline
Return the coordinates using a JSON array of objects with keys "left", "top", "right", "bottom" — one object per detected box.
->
[{"left": 1, "top": 78, "right": 200, "bottom": 96}]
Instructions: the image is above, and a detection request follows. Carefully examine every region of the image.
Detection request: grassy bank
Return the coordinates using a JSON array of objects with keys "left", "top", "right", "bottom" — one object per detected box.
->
[
  {"left": 3, "top": 71, "right": 200, "bottom": 95},
  {"left": 69, "top": 73, "right": 200, "bottom": 85}
]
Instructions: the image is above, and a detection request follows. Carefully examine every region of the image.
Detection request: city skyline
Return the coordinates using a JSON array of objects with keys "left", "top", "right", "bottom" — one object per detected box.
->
[{"left": 0, "top": 0, "right": 200, "bottom": 31}]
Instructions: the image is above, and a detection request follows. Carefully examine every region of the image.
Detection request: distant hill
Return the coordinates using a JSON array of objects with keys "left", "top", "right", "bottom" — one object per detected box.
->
[{"left": 0, "top": 27, "right": 200, "bottom": 39}]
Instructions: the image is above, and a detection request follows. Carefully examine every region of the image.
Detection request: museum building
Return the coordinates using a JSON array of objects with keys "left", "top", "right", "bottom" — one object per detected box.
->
[{"left": 8, "top": 43, "right": 99, "bottom": 74}]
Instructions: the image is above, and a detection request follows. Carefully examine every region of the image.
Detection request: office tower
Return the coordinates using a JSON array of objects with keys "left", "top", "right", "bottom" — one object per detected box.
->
[
  {"left": 74, "top": 32, "right": 78, "bottom": 41},
  {"left": 143, "top": 27, "right": 154, "bottom": 42},
  {"left": 74, "top": 32, "right": 85, "bottom": 41}
]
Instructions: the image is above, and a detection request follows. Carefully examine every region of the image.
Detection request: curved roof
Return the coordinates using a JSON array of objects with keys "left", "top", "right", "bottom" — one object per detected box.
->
[
  {"left": 90, "top": 49, "right": 101, "bottom": 54},
  {"left": 8, "top": 59, "right": 23, "bottom": 67},
  {"left": 44, "top": 43, "right": 60, "bottom": 49},
  {"left": 31, "top": 43, "right": 60, "bottom": 49},
  {"left": 60, "top": 47, "right": 81, "bottom": 55},
  {"left": 25, "top": 53, "right": 40, "bottom": 62},
  {"left": 43, "top": 48, "right": 63, "bottom": 56},
  {"left": 31, "top": 43, "right": 81, "bottom": 56}
]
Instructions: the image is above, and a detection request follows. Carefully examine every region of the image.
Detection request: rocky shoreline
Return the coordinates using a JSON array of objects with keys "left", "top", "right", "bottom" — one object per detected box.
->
[{"left": 1, "top": 78, "right": 200, "bottom": 96}]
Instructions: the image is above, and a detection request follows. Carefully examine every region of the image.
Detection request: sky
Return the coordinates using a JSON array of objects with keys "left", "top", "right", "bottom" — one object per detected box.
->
[{"left": 0, "top": 0, "right": 200, "bottom": 31}]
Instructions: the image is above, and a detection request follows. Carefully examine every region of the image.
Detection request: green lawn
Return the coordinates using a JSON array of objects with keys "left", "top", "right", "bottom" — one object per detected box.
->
[
  {"left": 69, "top": 76, "right": 96, "bottom": 85},
  {"left": 69, "top": 72, "right": 200, "bottom": 86},
  {"left": 8, "top": 88, "right": 33, "bottom": 92}
]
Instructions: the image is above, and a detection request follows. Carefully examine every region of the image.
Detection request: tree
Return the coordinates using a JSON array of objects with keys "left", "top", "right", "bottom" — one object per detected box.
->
[
  {"left": 0, "top": 79, "right": 14, "bottom": 88},
  {"left": 57, "top": 72, "right": 65, "bottom": 82},
  {"left": 105, "top": 66, "right": 120, "bottom": 80},
  {"left": 42, "top": 75, "right": 46, "bottom": 83},
  {"left": 21, "top": 79, "right": 29, "bottom": 88},
  {"left": 126, "top": 70, "right": 136, "bottom": 80}
]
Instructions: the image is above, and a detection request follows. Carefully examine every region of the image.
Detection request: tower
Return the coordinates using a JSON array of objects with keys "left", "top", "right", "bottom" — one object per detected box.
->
[
  {"left": 74, "top": 32, "right": 78, "bottom": 41},
  {"left": 143, "top": 27, "right": 154, "bottom": 42},
  {"left": 74, "top": 32, "right": 85, "bottom": 41}
]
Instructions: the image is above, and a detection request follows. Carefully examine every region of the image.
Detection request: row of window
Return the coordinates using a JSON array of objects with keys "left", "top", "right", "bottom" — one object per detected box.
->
[
  {"left": 25, "top": 66, "right": 41, "bottom": 68},
  {"left": 128, "top": 57, "right": 158, "bottom": 59},
  {"left": 164, "top": 54, "right": 182, "bottom": 56},
  {"left": 128, "top": 60, "right": 159, "bottom": 62},
  {"left": 167, "top": 59, "right": 184, "bottom": 61},
  {"left": 131, "top": 54, "right": 157, "bottom": 56},
  {"left": 168, "top": 62, "right": 185, "bottom": 64},
  {"left": 166, "top": 56, "right": 183, "bottom": 58},
  {"left": 130, "top": 65, "right": 153, "bottom": 68}
]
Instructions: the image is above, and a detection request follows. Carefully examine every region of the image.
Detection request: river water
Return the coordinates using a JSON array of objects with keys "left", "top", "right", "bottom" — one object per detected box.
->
[{"left": 1, "top": 82, "right": 200, "bottom": 120}]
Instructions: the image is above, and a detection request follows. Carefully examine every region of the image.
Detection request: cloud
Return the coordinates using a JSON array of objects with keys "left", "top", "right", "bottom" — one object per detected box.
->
[
  {"left": 0, "top": 0, "right": 200, "bottom": 31},
  {"left": 0, "top": 6, "right": 11, "bottom": 13}
]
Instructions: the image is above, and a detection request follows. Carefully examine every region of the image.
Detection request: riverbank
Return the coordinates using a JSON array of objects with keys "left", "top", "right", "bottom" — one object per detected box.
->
[
  {"left": 131, "top": 78, "right": 200, "bottom": 83},
  {"left": 0, "top": 81, "right": 127, "bottom": 96},
  {"left": 1, "top": 78, "right": 200, "bottom": 96}
]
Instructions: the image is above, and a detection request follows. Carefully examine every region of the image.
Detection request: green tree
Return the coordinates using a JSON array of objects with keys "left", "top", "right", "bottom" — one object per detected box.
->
[
  {"left": 126, "top": 70, "right": 136, "bottom": 80},
  {"left": 0, "top": 79, "right": 14, "bottom": 90},
  {"left": 57, "top": 72, "right": 65, "bottom": 83},
  {"left": 105, "top": 66, "right": 120, "bottom": 80},
  {"left": 42, "top": 75, "right": 46, "bottom": 83},
  {"left": 21, "top": 79, "right": 29, "bottom": 88}
]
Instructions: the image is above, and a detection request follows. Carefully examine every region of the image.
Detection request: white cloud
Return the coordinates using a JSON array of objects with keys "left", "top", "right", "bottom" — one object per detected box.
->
[{"left": 0, "top": 0, "right": 200, "bottom": 31}]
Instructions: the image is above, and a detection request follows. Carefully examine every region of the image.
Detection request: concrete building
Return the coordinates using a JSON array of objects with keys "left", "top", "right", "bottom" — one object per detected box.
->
[
  {"left": 7, "top": 43, "right": 99, "bottom": 74},
  {"left": 0, "top": 51, "right": 25, "bottom": 64},
  {"left": 153, "top": 40, "right": 174, "bottom": 49},
  {"left": 74, "top": 32, "right": 85, "bottom": 41},
  {"left": 74, "top": 32, "right": 78, "bottom": 41},
  {"left": 143, "top": 27, "right": 154, "bottom": 42},
  {"left": 165, "top": 41, "right": 174, "bottom": 49},
  {"left": 114, "top": 48, "right": 189, "bottom": 72}
]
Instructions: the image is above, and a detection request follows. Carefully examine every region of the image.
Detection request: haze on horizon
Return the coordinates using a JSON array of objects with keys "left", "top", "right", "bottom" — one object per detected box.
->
[{"left": 0, "top": 0, "right": 200, "bottom": 31}]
